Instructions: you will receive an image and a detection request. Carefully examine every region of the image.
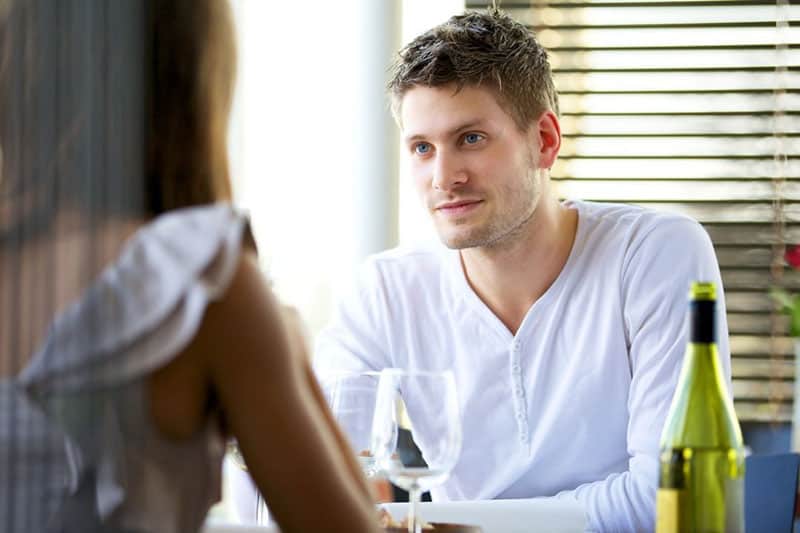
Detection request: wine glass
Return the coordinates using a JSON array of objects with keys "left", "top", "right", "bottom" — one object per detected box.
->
[
  {"left": 370, "top": 369, "right": 462, "bottom": 533},
  {"left": 318, "top": 370, "right": 382, "bottom": 478},
  {"left": 226, "top": 370, "right": 382, "bottom": 525},
  {"left": 226, "top": 440, "right": 271, "bottom": 524}
]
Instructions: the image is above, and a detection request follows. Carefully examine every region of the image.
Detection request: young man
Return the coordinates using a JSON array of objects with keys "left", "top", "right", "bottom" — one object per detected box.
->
[{"left": 315, "top": 9, "right": 730, "bottom": 532}]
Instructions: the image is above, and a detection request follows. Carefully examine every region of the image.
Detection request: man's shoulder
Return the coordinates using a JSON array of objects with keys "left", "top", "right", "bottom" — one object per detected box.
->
[
  {"left": 338, "top": 243, "right": 458, "bottom": 312},
  {"left": 575, "top": 199, "right": 695, "bottom": 225},
  {"left": 574, "top": 200, "right": 707, "bottom": 244},
  {"left": 364, "top": 243, "right": 453, "bottom": 277}
]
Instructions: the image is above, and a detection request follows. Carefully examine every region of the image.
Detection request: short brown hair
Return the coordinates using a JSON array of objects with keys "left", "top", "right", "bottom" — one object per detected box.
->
[{"left": 388, "top": 8, "right": 559, "bottom": 131}]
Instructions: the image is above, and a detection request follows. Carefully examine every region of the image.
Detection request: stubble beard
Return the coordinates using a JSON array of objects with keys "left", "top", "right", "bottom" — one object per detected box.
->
[{"left": 437, "top": 169, "right": 542, "bottom": 251}]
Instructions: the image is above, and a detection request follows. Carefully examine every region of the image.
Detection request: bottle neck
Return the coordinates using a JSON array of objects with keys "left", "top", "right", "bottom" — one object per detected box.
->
[
  {"left": 689, "top": 300, "right": 716, "bottom": 343},
  {"left": 686, "top": 299, "right": 728, "bottom": 400}
]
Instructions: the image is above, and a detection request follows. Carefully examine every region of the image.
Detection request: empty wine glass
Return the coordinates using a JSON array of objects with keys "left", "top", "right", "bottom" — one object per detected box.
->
[
  {"left": 226, "top": 440, "right": 271, "bottom": 524},
  {"left": 371, "top": 369, "right": 462, "bottom": 533},
  {"left": 318, "top": 370, "right": 382, "bottom": 478}
]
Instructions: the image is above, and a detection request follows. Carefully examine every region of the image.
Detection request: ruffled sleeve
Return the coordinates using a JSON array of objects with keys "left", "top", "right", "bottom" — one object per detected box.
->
[
  {"left": 19, "top": 203, "right": 247, "bottom": 392},
  {"left": 16, "top": 203, "right": 250, "bottom": 532}
]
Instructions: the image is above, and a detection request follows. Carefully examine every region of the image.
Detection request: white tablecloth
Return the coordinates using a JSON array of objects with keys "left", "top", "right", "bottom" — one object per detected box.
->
[
  {"left": 203, "top": 497, "right": 586, "bottom": 533},
  {"left": 381, "top": 498, "right": 586, "bottom": 533},
  {"left": 203, "top": 526, "right": 277, "bottom": 533}
]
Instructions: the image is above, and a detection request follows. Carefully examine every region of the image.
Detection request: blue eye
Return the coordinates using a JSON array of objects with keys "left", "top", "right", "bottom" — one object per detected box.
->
[
  {"left": 464, "top": 133, "right": 484, "bottom": 145},
  {"left": 414, "top": 142, "right": 432, "bottom": 155}
]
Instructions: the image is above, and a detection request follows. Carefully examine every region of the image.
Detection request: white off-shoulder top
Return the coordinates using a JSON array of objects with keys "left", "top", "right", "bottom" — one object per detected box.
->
[{"left": 2, "top": 204, "right": 248, "bottom": 533}]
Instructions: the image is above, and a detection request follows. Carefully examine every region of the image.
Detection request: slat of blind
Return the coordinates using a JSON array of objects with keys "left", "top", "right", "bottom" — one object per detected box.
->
[
  {"left": 708, "top": 225, "right": 800, "bottom": 245},
  {"left": 728, "top": 292, "right": 782, "bottom": 313},
  {"left": 559, "top": 93, "right": 800, "bottom": 113},
  {"left": 728, "top": 313, "right": 789, "bottom": 335},
  {"left": 553, "top": 158, "right": 800, "bottom": 179},
  {"left": 535, "top": 27, "right": 798, "bottom": 48},
  {"left": 731, "top": 335, "right": 794, "bottom": 356},
  {"left": 733, "top": 357, "right": 794, "bottom": 377},
  {"left": 622, "top": 203, "right": 800, "bottom": 223},
  {"left": 555, "top": 71, "right": 800, "bottom": 91},
  {"left": 510, "top": 8, "right": 797, "bottom": 30},
  {"left": 553, "top": 50, "right": 799, "bottom": 69},
  {"left": 468, "top": 0, "right": 800, "bottom": 421},
  {"left": 537, "top": 5, "right": 789, "bottom": 24},
  {"left": 734, "top": 403, "right": 791, "bottom": 422},
  {"left": 516, "top": 25, "right": 800, "bottom": 50},
  {"left": 561, "top": 137, "right": 799, "bottom": 156},
  {"left": 717, "top": 247, "right": 787, "bottom": 267},
  {"left": 735, "top": 380, "right": 793, "bottom": 401},
  {"left": 555, "top": 180, "right": 800, "bottom": 201},
  {"left": 505, "top": 4, "right": 792, "bottom": 24},
  {"left": 500, "top": 2, "right": 797, "bottom": 7},
  {"left": 553, "top": 44, "right": 800, "bottom": 52},
  {"left": 724, "top": 270, "right": 800, "bottom": 291}
]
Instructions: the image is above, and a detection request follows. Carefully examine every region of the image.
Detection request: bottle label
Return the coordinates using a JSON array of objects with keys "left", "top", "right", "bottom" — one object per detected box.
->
[{"left": 656, "top": 488, "right": 680, "bottom": 533}]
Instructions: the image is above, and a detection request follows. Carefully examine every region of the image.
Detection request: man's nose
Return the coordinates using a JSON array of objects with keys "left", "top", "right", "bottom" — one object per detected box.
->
[{"left": 431, "top": 151, "right": 468, "bottom": 191}]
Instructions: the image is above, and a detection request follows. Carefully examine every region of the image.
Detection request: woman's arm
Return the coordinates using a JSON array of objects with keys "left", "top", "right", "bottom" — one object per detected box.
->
[
  {"left": 150, "top": 252, "right": 379, "bottom": 533},
  {"left": 281, "top": 300, "right": 374, "bottom": 503}
]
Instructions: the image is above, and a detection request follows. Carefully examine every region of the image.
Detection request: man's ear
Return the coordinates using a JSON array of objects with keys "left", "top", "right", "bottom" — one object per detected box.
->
[{"left": 535, "top": 110, "right": 561, "bottom": 169}]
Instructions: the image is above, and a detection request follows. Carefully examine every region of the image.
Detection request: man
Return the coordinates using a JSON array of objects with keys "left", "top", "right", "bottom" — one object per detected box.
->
[{"left": 315, "top": 9, "right": 730, "bottom": 532}]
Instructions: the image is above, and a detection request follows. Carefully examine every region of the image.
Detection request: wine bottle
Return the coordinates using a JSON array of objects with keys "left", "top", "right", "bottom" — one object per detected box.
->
[{"left": 656, "top": 281, "right": 745, "bottom": 533}]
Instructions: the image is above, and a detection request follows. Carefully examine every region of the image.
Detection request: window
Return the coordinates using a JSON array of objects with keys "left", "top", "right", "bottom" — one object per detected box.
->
[{"left": 229, "top": 0, "right": 463, "bottom": 336}]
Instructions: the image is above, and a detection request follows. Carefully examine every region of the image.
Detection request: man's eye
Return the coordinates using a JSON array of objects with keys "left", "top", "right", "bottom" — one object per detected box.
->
[
  {"left": 463, "top": 133, "right": 484, "bottom": 145},
  {"left": 414, "top": 143, "right": 432, "bottom": 155}
]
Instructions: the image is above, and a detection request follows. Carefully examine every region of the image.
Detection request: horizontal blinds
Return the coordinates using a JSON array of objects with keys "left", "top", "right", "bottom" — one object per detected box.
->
[{"left": 467, "top": 0, "right": 800, "bottom": 422}]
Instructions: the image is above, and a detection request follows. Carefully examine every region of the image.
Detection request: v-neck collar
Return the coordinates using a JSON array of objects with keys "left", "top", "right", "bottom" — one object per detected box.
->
[{"left": 447, "top": 200, "right": 587, "bottom": 343}]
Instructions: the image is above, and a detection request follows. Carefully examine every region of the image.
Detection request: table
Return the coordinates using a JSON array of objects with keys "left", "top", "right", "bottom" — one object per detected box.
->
[
  {"left": 203, "top": 497, "right": 586, "bottom": 533},
  {"left": 381, "top": 498, "right": 585, "bottom": 533}
]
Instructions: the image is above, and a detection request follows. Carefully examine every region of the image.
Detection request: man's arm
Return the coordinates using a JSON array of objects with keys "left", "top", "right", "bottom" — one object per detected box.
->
[
  {"left": 314, "top": 258, "right": 394, "bottom": 375},
  {"left": 556, "top": 215, "right": 731, "bottom": 532}
]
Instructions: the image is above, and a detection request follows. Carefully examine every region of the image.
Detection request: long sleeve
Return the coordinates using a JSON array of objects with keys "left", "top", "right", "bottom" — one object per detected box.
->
[
  {"left": 313, "top": 258, "right": 394, "bottom": 375},
  {"left": 557, "top": 215, "right": 730, "bottom": 532}
]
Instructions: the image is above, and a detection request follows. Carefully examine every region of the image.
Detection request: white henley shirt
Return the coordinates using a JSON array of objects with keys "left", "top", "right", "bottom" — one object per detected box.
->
[{"left": 314, "top": 200, "right": 731, "bottom": 532}]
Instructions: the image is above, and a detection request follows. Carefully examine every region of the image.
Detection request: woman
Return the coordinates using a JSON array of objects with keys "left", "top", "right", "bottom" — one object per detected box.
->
[{"left": 0, "top": 1, "right": 380, "bottom": 531}]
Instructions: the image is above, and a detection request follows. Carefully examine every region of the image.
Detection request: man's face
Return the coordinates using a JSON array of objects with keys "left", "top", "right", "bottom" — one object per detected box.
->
[{"left": 400, "top": 84, "right": 545, "bottom": 250}]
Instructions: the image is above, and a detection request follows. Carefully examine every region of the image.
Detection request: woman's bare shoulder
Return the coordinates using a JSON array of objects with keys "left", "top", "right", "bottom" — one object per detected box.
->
[{"left": 148, "top": 250, "right": 293, "bottom": 440}]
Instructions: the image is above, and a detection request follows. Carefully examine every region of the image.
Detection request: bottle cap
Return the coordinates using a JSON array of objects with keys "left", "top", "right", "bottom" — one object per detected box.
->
[{"left": 689, "top": 281, "right": 716, "bottom": 301}]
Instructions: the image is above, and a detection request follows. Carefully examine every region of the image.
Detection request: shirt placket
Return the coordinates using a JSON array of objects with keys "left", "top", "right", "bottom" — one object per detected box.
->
[{"left": 509, "top": 337, "right": 529, "bottom": 448}]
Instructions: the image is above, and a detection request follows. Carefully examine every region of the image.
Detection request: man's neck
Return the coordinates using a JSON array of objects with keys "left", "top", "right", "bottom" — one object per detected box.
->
[{"left": 459, "top": 197, "right": 578, "bottom": 335}]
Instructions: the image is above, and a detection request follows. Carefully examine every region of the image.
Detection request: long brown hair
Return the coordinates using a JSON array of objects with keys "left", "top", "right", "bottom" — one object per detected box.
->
[
  {"left": 0, "top": 0, "right": 238, "bottom": 242},
  {"left": 148, "top": 0, "right": 236, "bottom": 214}
]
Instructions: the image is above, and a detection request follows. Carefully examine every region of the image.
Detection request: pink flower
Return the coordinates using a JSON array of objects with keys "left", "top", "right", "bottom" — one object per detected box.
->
[{"left": 786, "top": 245, "right": 800, "bottom": 269}]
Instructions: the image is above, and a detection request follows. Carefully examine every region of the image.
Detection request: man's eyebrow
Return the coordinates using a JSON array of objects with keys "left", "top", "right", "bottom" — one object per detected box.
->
[{"left": 403, "top": 119, "right": 488, "bottom": 143}]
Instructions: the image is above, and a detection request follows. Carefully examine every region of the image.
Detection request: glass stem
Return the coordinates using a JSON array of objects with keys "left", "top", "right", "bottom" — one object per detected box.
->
[
  {"left": 256, "top": 493, "right": 268, "bottom": 524},
  {"left": 408, "top": 484, "right": 422, "bottom": 533}
]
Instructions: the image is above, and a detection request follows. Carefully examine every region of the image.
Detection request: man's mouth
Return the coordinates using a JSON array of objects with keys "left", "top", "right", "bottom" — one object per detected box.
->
[{"left": 435, "top": 199, "right": 483, "bottom": 217}]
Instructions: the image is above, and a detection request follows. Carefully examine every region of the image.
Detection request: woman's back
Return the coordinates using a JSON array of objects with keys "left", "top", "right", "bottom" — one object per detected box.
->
[{"left": 1, "top": 206, "right": 248, "bottom": 532}]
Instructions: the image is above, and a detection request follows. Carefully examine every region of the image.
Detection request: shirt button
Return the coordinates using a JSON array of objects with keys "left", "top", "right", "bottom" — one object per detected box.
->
[{"left": 511, "top": 363, "right": 521, "bottom": 373}]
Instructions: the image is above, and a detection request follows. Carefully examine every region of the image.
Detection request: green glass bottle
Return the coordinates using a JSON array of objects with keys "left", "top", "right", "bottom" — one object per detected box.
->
[{"left": 656, "top": 281, "right": 745, "bottom": 533}]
